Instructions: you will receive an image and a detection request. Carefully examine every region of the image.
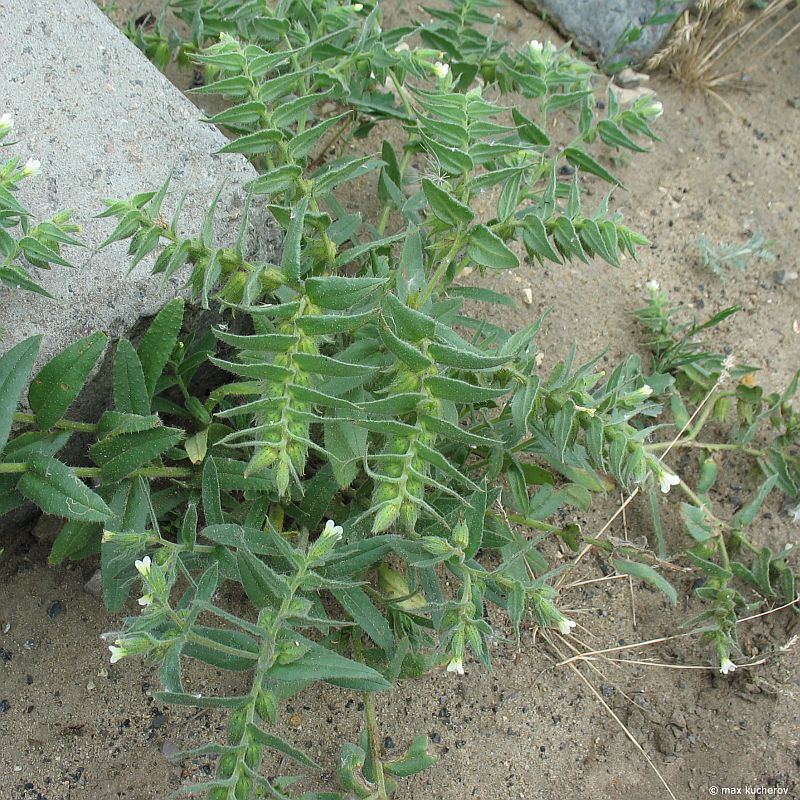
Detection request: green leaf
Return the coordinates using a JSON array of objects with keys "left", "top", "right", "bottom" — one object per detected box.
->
[
  {"left": 18, "top": 454, "right": 111, "bottom": 522},
  {"left": 49, "top": 519, "right": 101, "bottom": 564},
  {"left": 564, "top": 147, "right": 621, "bottom": 186},
  {"left": 613, "top": 559, "right": 677, "bottom": 604},
  {"left": 215, "top": 128, "right": 283, "bottom": 155},
  {"left": 281, "top": 196, "right": 308, "bottom": 285},
  {"left": 422, "top": 179, "right": 474, "bottom": 227},
  {"left": 332, "top": 586, "right": 394, "bottom": 650},
  {"left": 467, "top": 225, "right": 519, "bottom": 269},
  {"left": 597, "top": 119, "right": 647, "bottom": 152},
  {"left": 245, "top": 165, "right": 303, "bottom": 196},
  {"left": 237, "top": 547, "right": 290, "bottom": 608},
  {"left": 113, "top": 339, "right": 150, "bottom": 415},
  {"left": 89, "top": 427, "right": 183, "bottom": 483},
  {"left": 137, "top": 298, "right": 184, "bottom": 399},
  {"left": 383, "top": 293, "right": 436, "bottom": 342},
  {"left": 305, "top": 276, "right": 387, "bottom": 310},
  {"left": 521, "top": 215, "right": 561, "bottom": 264},
  {"left": 325, "top": 418, "right": 367, "bottom": 489},
  {"left": 0, "top": 335, "right": 41, "bottom": 454},
  {"left": 27, "top": 331, "right": 107, "bottom": 430},
  {"left": 424, "top": 375, "right": 509, "bottom": 404},
  {"left": 268, "top": 639, "right": 391, "bottom": 691},
  {"left": 427, "top": 342, "right": 509, "bottom": 371},
  {"left": 247, "top": 725, "right": 322, "bottom": 770},
  {"left": 732, "top": 474, "right": 778, "bottom": 527},
  {"left": 202, "top": 457, "right": 225, "bottom": 525}
]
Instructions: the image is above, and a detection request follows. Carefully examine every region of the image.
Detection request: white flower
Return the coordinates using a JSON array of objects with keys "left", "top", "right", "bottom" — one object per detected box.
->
[
  {"left": 322, "top": 519, "right": 344, "bottom": 541},
  {"left": 446, "top": 656, "right": 464, "bottom": 675},
  {"left": 134, "top": 555, "right": 152, "bottom": 577},
  {"left": 352, "top": 2, "right": 363, "bottom": 10},
  {"left": 643, "top": 99, "right": 663, "bottom": 119},
  {"left": 719, "top": 657, "right": 736, "bottom": 675},
  {"left": 645, "top": 279, "right": 660, "bottom": 291},
  {"left": 658, "top": 468, "right": 680, "bottom": 494},
  {"left": 528, "top": 39, "right": 543, "bottom": 54},
  {"left": 628, "top": 384, "right": 653, "bottom": 403},
  {"left": 21, "top": 158, "right": 40, "bottom": 177},
  {"left": 0, "top": 114, "right": 13, "bottom": 135},
  {"left": 101, "top": 530, "right": 116, "bottom": 543},
  {"left": 394, "top": 41, "right": 410, "bottom": 53},
  {"left": 556, "top": 616, "right": 576, "bottom": 635},
  {"left": 137, "top": 594, "right": 154, "bottom": 607},
  {"left": 108, "top": 644, "right": 127, "bottom": 664},
  {"left": 432, "top": 61, "right": 450, "bottom": 79}
]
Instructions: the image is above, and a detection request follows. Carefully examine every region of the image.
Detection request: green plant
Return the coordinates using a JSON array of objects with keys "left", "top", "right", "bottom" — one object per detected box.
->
[
  {"left": 0, "top": 113, "right": 82, "bottom": 298},
  {"left": 696, "top": 230, "right": 775, "bottom": 276},
  {"left": 1, "top": 2, "right": 797, "bottom": 798}
]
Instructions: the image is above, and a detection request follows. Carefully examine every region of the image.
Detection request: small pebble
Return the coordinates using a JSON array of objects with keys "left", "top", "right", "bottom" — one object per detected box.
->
[
  {"left": 773, "top": 269, "right": 798, "bottom": 285},
  {"left": 161, "top": 740, "right": 180, "bottom": 758},
  {"left": 383, "top": 736, "right": 395, "bottom": 750},
  {"left": 47, "top": 600, "right": 64, "bottom": 619},
  {"left": 0, "top": 699, "right": 10, "bottom": 713},
  {"left": 151, "top": 713, "right": 166, "bottom": 729},
  {"left": 522, "top": 287, "right": 533, "bottom": 305},
  {"left": 429, "top": 731, "right": 441, "bottom": 743},
  {"left": 616, "top": 67, "right": 649, "bottom": 88},
  {"left": 84, "top": 569, "right": 103, "bottom": 598}
]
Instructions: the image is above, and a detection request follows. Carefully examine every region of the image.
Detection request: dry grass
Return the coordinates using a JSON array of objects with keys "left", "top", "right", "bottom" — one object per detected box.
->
[{"left": 647, "top": 0, "right": 800, "bottom": 110}]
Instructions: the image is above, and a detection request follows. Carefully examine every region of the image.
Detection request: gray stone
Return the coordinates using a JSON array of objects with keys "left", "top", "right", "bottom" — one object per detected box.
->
[
  {"left": 0, "top": 0, "right": 279, "bottom": 374},
  {"left": 514, "top": 0, "right": 691, "bottom": 70},
  {"left": 83, "top": 568, "right": 103, "bottom": 598},
  {"left": 30, "top": 514, "right": 63, "bottom": 544}
]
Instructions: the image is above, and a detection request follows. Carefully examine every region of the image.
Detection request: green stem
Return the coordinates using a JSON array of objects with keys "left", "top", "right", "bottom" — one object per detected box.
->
[
  {"left": 420, "top": 233, "right": 465, "bottom": 304},
  {"left": 377, "top": 149, "right": 412, "bottom": 236},
  {"left": 684, "top": 389, "right": 719, "bottom": 442},
  {"left": 646, "top": 440, "right": 764, "bottom": 458},
  {"left": 354, "top": 636, "right": 389, "bottom": 800},
  {"left": 13, "top": 412, "right": 97, "bottom": 433},
  {"left": 0, "top": 463, "right": 193, "bottom": 479}
]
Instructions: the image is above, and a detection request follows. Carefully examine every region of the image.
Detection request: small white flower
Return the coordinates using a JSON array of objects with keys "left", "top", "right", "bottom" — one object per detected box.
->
[
  {"left": 643, "top": 99, "right": 663, "bottom": 119},
  {"left": 0, "top": 113, "right": 13, "bottom": 134},
  {"left": 134, "top": 555, "right": 152, "bottom": 577},
  {"left": 719, "top": 657, "right": 736, "bottom": 675},
  {"left": 627, "top": 384, "right": 653, "bottom": 403},
  {"left": 394, "top": 41, "right": 410, "bottom": 53},
  {"left": 352, "top": 2, "right": 363, "bottom": 10},
  {"left": 556, "top": 616, "right": 576, "bottom": 635},
  {"left": 659, "top": 469, "right": 680, "bottom": 494},
  {"left": 432, "top": 61, "right": 450, "bottom": 79},
  {"left": 21, "top": 158, "right": 41, "bottom": 177},
  {"left": 645, "top": 279, "right": 660, "bottom": 291},
  {"left": 446, "top": 656, "right": 464, "bottom": 675},
  {"left": 528, "top": 39, "right": 543, "bottom": 54},
  {"left": 101, "top": 530, "right": 116, "bottom": 543},
  {"left": 137, "top": 594, "right": 154, "bottom": 607},
  {"left": 322, "top": 519, "right": 344, "bottom": 540},
  {"left": 108, "top": 644, "right": 126, "bottom": 664}
]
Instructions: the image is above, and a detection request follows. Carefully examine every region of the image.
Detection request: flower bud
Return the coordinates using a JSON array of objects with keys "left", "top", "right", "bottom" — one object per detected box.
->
[
  {"left": 20, "top": 158, "right": 41, "bottom": 177},
  {"left": 0, "top": 113, "right": 13, "bottom": 136}
]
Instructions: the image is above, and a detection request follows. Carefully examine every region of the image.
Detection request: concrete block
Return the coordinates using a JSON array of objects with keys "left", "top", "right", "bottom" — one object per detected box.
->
[{"left": 0, "top": 0, "right": 279, "bottom": 368}]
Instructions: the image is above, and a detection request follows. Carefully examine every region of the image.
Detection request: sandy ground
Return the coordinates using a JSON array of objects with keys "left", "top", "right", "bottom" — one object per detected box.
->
[{"left": 1, "top": 2, "right": 799, "bottom": 799}]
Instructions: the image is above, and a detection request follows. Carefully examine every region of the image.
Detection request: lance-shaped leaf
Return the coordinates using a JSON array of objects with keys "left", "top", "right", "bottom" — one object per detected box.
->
[
  {"left": 28, "top": 332, "right": 107, "bottom": 430},
  {"left": 422, "top": 178, "right": 474, "bottom": 227},
  {"left": 137, "top": 298, "right": 184, "bottom": 399},
  {"left": 89, "top": 426, "right": 183, "bottom": 483},
  {"left": 424, "top": 375, "right": 508, "bottom": 403},
  {"left": 281, "top": 196, "right": 308, "bottom": 285},
  {"left": 305, "top": 276, "right": 387, "bottom": 310},
  {"left": 467, "top": 224, "right": 519, "bottom": 269},
  {"left": 113, "top": 339, "right": 150, "bottom": 415},
  {"left": 0, "top": 335, "right": 41, "bottom": 454},
  {"left": 613, "top": 558, "right": 677, "bottom": 604},
  {"left": 237, "top": 547, "right": 290, "bottom": 608},
  {"left": 18, "top": 454, "right": 112, "bottom": 522}
]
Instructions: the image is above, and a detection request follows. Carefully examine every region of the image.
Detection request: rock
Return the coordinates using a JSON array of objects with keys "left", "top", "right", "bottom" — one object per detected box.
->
[
  {"left": 47, "top": 600, "right": 64, "bottom": 619},
  {"left": 30, "top": 514, "right": 63, "bottom": 545},
  {"left": 522, "top": 287, "right": 533, "bottom": 305},
  {"left": 773, "top": 269, "right": 798, "bottom": 286},
  {"left": 616, "top": 67, "right": 650, "bottom": 87},
  {"left": 513, "top": 0, "right": 691, "bottom": 70},
  {"left": 160, "top": 740, "right": 181, "bottom": 759},
  {"left": 612, "top": 85, "right": 657, "bottom": 105},
  {"left": 83, "top": 569, "right": 103, "bottom": 598}
]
